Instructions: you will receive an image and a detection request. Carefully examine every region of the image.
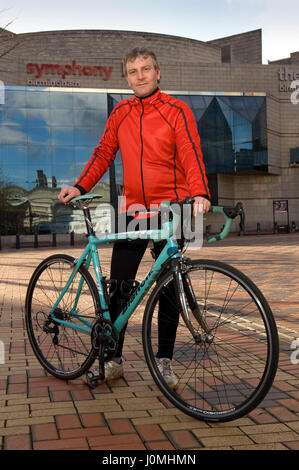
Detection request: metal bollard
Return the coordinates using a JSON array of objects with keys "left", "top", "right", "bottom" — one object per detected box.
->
[
  {"left": 257, "top": 222, "right": 260, "bottom": 233},
  {"left": 34, "top": 233, "right": 38, "bottom": 248},
  {"left": 16, "top": 234, "right": 20, "bottom": 249},
  {"left": 52, "top": 232, "right": 56, "bottom": 247},
  {"left": 70, "top": 231, "right": 74, "bottom": 246}
]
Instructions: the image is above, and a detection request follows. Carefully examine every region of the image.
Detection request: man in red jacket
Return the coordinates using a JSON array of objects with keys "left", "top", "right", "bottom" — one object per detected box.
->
[{"left": 59, "top": 48, "right": 211, "bottom": 389}]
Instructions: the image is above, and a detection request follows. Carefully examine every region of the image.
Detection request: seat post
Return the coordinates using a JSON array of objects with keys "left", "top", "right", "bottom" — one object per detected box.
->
[{"left": 83, "top": 207, "right": 95, "bottom": 236}]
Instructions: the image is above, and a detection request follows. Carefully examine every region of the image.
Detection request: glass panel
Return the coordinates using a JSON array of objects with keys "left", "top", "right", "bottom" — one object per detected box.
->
[
  {"left": 27, "top": 127, "right": 51, "bottom": 145},
  {"left": 0, "top": 88, "right": 267, "bottom": 235},
  {"left": 0, "top": 87, "right": 108, "bottom": 235},
  {"left": 51, "top": 127, "right": 74, "bottom": 145},
  {"left": 2, "top": 108, "right": 27, "bottom": 126},
  {"left": 74, "top": 127, "right": 99, "bottom": 146},
  {"left": 50, "top": 91, "right": 73, "bottom": 109},
  {"left": 26, "top": 108, "right": 50, "bottom": 126},
  {"left": 0, "top": 125, "right": 28, "bottom": 145}
]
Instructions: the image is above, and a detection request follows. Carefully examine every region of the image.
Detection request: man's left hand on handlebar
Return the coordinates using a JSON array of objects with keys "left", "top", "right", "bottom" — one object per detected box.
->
[{"left": 193, "top": 196, "right": 211, "bottom": 216}]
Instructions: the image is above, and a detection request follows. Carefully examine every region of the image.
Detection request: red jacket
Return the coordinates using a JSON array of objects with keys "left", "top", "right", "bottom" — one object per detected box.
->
[{"left": 75, "top": 88, "right": 210, "bottom": 211}]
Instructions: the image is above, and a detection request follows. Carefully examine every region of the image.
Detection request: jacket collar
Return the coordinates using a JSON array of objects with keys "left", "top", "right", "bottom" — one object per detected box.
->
[{"left": 132, "top": 88, "right": 161, "bottom": 105}]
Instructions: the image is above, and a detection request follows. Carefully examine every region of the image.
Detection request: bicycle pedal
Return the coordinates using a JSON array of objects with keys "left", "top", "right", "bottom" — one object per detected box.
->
[{"left": 85, "top": 370, "right": 105, "bottom": 389}]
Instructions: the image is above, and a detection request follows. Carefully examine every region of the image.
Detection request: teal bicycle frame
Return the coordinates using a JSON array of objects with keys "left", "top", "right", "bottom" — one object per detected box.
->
[
  {"left": 48, "top": 196, "right": 237, "bottom": 340},
  {"left": 49, "top": 200, "right": 182, "bottom": 338}
]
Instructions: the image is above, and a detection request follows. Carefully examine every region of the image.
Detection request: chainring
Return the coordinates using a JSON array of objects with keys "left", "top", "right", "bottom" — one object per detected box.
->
[{"left": 91, "top": 317, "right": 118, "bottom": 361}]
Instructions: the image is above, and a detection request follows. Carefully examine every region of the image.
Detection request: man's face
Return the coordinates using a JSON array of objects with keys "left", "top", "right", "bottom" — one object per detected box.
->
[{"left": 126, "top": 56, "right": 160, "bottom": 98}]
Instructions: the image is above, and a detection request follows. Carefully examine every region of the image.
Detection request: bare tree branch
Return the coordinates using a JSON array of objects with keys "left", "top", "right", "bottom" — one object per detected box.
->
[
  {"left": 0, "top": 15, "right": 21, "bottom": 67},
  {"left": 0, "top": 40, "right": 20, "bottom": 59}
]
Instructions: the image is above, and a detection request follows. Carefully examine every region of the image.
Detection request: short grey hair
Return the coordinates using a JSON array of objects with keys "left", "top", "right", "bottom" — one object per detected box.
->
[{"left": 123, "top": 47, "right": 159, "bottom": 76}]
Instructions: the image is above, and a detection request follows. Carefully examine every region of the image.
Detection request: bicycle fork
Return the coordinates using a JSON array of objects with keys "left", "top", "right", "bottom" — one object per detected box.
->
[{"left": 171, "top": 258, "right": 214, "bottom": 344}]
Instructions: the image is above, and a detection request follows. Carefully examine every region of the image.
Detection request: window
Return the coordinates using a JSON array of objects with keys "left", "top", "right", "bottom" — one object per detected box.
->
[{"left": 221, "top": 45, "right": 231, "bottom": 63}]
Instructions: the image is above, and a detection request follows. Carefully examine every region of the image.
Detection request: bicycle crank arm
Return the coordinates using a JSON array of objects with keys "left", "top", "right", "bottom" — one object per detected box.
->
[{"left": 85, "top": 344, "right": 106, "bottom": 389}]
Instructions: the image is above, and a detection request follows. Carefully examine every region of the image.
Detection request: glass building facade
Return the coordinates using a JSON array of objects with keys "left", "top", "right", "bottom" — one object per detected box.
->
[{"left": 0, "top": 87, "right": 267, "bottom": 236}]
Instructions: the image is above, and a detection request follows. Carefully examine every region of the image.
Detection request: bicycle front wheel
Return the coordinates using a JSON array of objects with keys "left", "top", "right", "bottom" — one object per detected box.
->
[
  {"left": 143, "top": 258, "right": 279, "bottom": 422},
  {"left": 25, "top": 254, "right": 100, "bottom": 380}
]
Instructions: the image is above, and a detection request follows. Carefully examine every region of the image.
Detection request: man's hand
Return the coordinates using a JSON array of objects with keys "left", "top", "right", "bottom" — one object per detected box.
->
[
  {"left": 58, "top": 186, "right": 81, "bottom": 204},
  {"left": 193, "top": 196, "right": 211, "bottom": 216}
]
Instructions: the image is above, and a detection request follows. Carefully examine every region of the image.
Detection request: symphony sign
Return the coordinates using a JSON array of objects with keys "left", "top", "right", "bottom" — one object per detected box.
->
[{"left": 26, "top": 60, "right": 114, "bottom": 87}]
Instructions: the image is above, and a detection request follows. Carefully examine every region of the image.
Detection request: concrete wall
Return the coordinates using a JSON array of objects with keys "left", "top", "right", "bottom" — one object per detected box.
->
[{"left": 208, "top": 29, "right": 262, "bottom": 64}]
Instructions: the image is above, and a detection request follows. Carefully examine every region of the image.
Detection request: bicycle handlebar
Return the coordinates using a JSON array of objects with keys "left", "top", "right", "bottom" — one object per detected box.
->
[
  {"left": 207, "top": 202, "right": 244, "bottom": 243},
  {"left": 69, "top": 194, "right": 244, "bottom": 243}
]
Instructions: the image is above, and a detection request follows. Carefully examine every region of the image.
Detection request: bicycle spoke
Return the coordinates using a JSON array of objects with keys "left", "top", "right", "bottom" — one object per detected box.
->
[
  {"left": 26, "top": 255, "right": 99, "bottom": 379},
  {"left": 144, "top": 259, "right": 278, "bottom": 422}
]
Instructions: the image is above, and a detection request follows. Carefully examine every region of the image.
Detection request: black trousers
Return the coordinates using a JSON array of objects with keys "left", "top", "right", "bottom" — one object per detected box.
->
[{"left": 109, "top": 218, "right": 181, "bottom": 359}]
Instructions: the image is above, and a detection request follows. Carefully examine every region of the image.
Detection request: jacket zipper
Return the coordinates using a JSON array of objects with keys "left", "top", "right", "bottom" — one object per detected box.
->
[{"left": 139, "top": 100, "right": 148, "bottom": 210}]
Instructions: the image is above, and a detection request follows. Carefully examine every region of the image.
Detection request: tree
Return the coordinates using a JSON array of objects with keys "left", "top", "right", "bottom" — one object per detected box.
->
[{"left": 0, "top": 9, "right": 20, "bottom": 71}]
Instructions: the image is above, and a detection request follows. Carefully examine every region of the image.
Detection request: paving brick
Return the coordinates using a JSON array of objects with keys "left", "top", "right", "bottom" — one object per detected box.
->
[
  {"left": 7, "top": 383, "right": 27, "bottom": 394},
  {"left": 88, "top": 433, "right": 145, "bottom": 450},
  {"left": 50, "top": 390, "right": 72, "bottom": 402},
  {"left": 240, "top": 423, "right": 289, "bottom": 435},
  {"left": 146, "top": 440, "right": 175, "bottom": 450},
  {"left": 28, "top": 386, "right": 49, "bottom": 398},
  {"left": 278, "top": 398, "right": 299, "bottom": 412},
  {"left": 200, "top": 435, "right": 254, "bottom": 447},
  {"left": 9, "top": 374, "right": 27, "bottom": 384},
  {"left": 6, "top": 416, "right": 54, "bottom": 427},
  {"left": 71, "top": 389, "right": 94, "bottom": 401},
  {"left": 107, "top": 418, "right": 136, "bottom": 434},
  {"left": 31, "top": 423, "right": 59, "bottom": 441},
  {"left": 234, "top": 442, "right": 288, "bottom": 450},
  {"left": 0, "top": 426, "right": 30, "bottom": 436},
  {"left": 59, "top": 427, "right": 111, "bottom": 439},
  {"left": 193, "top": 427, "right": 244, "bottom": 438},
  {"left": 80, "top": 413, "right": 106, "bottom": 427},
  {"left": 283, "top": 441, "right": 299, "bottom": 450},
  {"left": 251, "top": 431, "right": 299, "bottom": 444},
  {"left": 33, "top": 437, "right": 89, "bottom": 450},
  {"left": 249, "top": 409, "right": 277, "bottom": 424},
  {"left": 55, "top": 414, "right": 81, "bottom": 429},
  {"left": 167, "top": 430, "right": 200, "bottom": 449},
  {"left": 136, "top": 424, "right": 166, "bottom": 441},
  {"left": 268, "top": 406, "right": 299, "bottom": 421},
  {"left": 4, "top": 434, "right": 31, "bottom": 450}
]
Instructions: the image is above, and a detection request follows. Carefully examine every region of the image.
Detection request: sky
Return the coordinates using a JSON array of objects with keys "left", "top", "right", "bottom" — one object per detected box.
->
[{"left": 1, "top": 0, "right": 298, "bottom": 64}]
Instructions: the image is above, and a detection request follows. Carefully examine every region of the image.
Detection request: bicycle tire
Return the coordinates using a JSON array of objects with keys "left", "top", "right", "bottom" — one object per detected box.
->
[
  {"left": 142, "top": 258, "right": 279, "bottom": 422},
  {"left": 25, "top": 254, "right": 100, "bottom": 380}
]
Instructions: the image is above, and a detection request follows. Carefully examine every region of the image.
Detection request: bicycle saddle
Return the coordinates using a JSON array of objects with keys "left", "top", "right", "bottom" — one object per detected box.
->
[{"left": 70, "top": 193, "right": 103, "bottom": 209}]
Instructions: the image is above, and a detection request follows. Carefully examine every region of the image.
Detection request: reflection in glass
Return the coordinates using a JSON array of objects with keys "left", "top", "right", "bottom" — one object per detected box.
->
[
  {"left": 0, "top": 87, "right": 107, "bottom": 235},
  {"left": 0, "top": 88, "right": 267, "bottom": 236},
  {"left": 110, "top": 93, "right": 268, "bottom": 206}
]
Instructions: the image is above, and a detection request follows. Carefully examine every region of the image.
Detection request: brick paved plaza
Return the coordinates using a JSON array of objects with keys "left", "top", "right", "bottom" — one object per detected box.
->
[{"left": 0, "top": 233, "right": 299, "bottom": 451}]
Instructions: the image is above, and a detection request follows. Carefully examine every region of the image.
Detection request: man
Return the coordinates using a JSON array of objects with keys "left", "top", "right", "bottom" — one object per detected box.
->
[{"left": 59, "top": 47, "right": 211, "bottom": 389}]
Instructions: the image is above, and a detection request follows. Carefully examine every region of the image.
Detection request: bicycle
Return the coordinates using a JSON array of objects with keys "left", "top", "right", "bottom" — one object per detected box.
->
[{"left": 25, "top": 195, "right": 279, "bottom": 422}]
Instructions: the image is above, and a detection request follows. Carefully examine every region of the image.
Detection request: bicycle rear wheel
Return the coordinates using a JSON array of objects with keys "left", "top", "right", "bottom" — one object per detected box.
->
[
  {"left": 25, "top": 254, "right": 100, "bottom": 380},
  {"left": 143, "top": 258, "right": 279, "bottom": 422}
]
